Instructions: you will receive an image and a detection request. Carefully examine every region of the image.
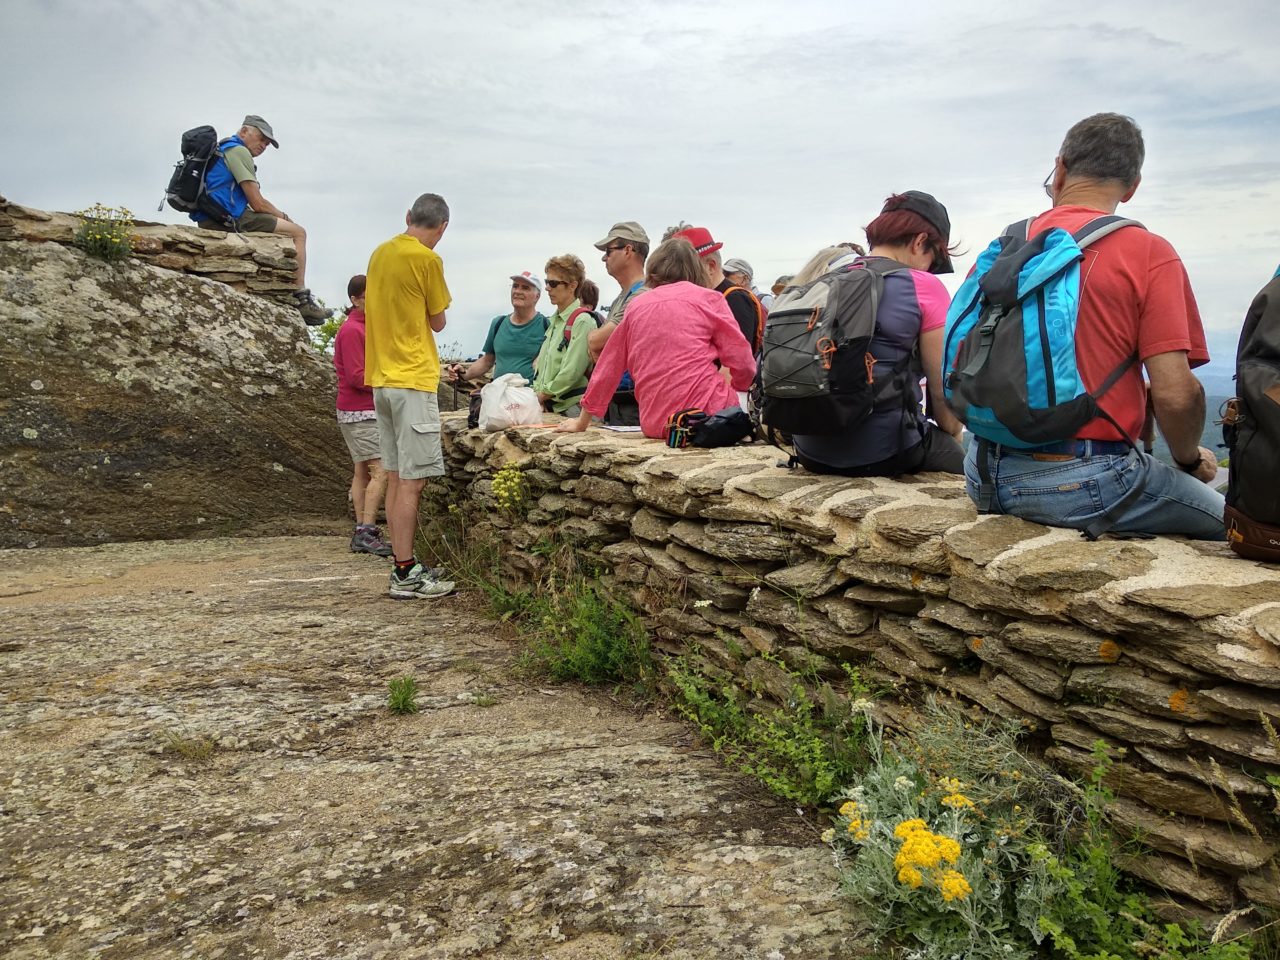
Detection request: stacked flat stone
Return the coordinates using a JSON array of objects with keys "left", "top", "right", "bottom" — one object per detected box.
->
[
  {"left": 434, "top": 415, "right": 1280, "bottom": 923},
  {"left": 0, "top": 194, "right": 298, "bottom": 308}
]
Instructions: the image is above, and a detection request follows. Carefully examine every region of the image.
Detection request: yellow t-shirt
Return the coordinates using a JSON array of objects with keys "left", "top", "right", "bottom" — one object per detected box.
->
[{"left": 364, "top": 234, "right": 452, "bottom": 392}]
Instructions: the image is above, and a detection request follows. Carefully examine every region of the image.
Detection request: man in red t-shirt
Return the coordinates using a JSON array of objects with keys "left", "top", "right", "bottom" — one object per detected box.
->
[{"left": 963, "top": 113, "right": 1225, "bottom": 539}]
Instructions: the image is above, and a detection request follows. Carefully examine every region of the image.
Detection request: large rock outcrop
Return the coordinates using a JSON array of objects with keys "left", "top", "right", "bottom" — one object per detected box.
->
[
  {"left": 0, "top": 200, "right": 347, "bottom": 547},
  {"left": 429, "top": 420, "right": 1280, "bottom": 923}
]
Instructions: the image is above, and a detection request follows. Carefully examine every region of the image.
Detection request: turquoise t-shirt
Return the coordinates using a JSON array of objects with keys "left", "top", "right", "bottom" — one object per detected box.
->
[{"left": 481, "top": 312, "right": 548, "bottom": 383}]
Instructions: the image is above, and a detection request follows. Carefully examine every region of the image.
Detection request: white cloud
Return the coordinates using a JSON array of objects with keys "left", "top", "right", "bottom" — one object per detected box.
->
[{"left": 2, "top": 0, "right": 1278, "bottom": 373}]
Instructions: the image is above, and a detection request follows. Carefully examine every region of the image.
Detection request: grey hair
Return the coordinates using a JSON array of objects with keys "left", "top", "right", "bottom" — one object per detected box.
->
[
  {"left": 661, "top": 220, "right": 694, "bottom": 242},
  {"left": 1059, "top": 113, "right": 1145, "bottom": 187},
  {"left": 408, "top": 193, "right": 450, "bottom": 228}
]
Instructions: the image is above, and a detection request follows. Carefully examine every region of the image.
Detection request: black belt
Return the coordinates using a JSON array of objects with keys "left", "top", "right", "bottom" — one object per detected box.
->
[{"left": 992, "top": 439, "right": 1132, "bottom": 458}]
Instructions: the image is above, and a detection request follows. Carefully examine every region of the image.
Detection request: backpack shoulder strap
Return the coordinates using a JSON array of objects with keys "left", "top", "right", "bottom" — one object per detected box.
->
[
  {"left": 1003, "top": 219, "right": 1033, "bottom": 240},
  {"left": 561, "top": 306, "right": 596, "bottom": 345},
  {"left": 724, "top": 285, "right": 766, "bottom": 352},
  {"left": 1073, "top": 216, "right": 1144, "bottom": 249}
]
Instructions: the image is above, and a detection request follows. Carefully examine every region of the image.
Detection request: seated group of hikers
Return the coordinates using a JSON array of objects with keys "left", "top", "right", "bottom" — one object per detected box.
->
[{"left": 336, "top": 113, "right": 1245, "bottom": 581}]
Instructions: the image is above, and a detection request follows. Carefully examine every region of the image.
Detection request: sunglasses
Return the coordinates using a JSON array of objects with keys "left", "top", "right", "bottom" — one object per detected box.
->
[
  {"left": 603, "top": 244, "right": 628, "bottom": 255},
  {"left": 545, "top": 279, "right": 572, "bottom": 289}
]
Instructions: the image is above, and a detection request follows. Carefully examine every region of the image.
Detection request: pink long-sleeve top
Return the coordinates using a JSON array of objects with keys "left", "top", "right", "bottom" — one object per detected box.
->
[
  {"left": 581, "top": 281, "right": 757, "bottom": 439},
  {"left": 333, "top": 308, "right": 375, "bottom": 412}
]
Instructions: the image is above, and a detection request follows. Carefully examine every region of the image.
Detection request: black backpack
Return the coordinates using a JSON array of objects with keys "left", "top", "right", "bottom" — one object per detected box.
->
[
  {"left": 1224, "top": 274, "right": 1280, "bottom": 561},
  {"left": 757, "top": 258, "right": 913, "bottom": 436},
  {"left": 159, "top": 126, "right": 233, "bottom": 226}
]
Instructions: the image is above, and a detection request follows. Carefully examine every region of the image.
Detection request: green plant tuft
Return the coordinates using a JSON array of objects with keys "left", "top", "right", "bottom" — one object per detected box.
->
[
  {"left": 669, "top": 657, "right": 875, "bottom": 806},
  {"left": 75, "top": 203, "right": 134, "bottom": 261},
  {"left": 162, "top": 729, "right": 216, "bottom": 763},
  {"left": 387, "top": 675, "right": 420, "bottom": 714}
]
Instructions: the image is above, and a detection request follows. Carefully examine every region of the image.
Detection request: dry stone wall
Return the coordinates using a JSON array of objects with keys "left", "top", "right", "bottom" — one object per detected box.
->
[
  {"left": 430, "top": 416, "right": 1280, "bottom": 921},
  {"left": 0, "top": 194, "right": 299, "bottom": 308}
]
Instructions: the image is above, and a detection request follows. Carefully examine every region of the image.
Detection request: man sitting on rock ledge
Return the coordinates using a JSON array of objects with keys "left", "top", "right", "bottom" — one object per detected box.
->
[
  {"left": 963, "top": 113, "right": 1225, "bottom": 540},
  {"left": 189, "top": 115, "right": 329, "bottom": 324}
]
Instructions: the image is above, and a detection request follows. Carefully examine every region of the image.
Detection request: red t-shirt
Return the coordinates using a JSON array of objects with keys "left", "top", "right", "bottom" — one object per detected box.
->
[{"left": 1029, "top": 205, "right": 1209, "bottom": 441}]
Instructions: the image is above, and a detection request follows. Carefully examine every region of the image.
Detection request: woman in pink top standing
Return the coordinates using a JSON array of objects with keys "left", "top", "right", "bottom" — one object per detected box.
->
[
  {"left": 557, "top": 238, "right": 757, "bottom": 440},
  {"left": 333, "top": 274, "right": 391, "bottom": 556}
]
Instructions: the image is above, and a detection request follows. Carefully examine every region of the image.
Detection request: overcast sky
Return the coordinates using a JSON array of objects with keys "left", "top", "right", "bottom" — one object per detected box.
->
[{"left": 3, "top": 0, "right": 1277, "bottom": 376}]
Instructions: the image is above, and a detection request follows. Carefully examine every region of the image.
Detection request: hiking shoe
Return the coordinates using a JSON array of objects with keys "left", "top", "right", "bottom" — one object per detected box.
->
[
  {"left": 293, "top": 288, "right": 330, "bottom": 325},
  {"left": 350, "top": 527, "right": 393, "bottom": 557},
  {"left": 388, "top": 563, "right": 455, "bottom": 600}
]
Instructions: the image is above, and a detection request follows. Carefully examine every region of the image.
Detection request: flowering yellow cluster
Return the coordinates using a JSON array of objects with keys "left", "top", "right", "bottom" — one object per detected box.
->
[
  {"left": 892, "top": 819, "right": 971, "bottom": 901},
  {"left": 491, "top": 463, "right": 525, "bottom": 511},
  {"left": 940, "top": 792, "right": 976, "bottom": 810},
  {"left": 74, "top": 203, "right": 135, "bottom": 261},
  {"left": 838, "top": 799, "right": 871, "bottom": 841}
]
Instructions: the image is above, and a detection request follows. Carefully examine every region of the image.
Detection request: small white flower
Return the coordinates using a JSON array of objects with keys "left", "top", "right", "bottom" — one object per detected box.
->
[
  {"left": 692, "top": 599, "right": 711, "bottom": 608},
  {"left": 894, "top": 776, "right": 912, "bottom": 792},
  {"left": 820, "top": 828, "right": 835, "bottom": 844}
]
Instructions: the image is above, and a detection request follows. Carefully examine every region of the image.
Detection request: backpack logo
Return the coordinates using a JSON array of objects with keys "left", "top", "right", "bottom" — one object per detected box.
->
[
  {"left": 942, "top": 215, "right": 1142, "bottom": 448},
  {"left": 757, "top": 259, "right": 913, "bottom": 436}
]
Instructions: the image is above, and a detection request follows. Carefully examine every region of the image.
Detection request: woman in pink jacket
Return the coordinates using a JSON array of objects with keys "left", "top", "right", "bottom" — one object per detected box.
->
[
  {"left": 557, "top": 238, "right": 757, "bottom": 439},
  {"left": 333, "top": 274, "right": 391, "bottom": 556}
]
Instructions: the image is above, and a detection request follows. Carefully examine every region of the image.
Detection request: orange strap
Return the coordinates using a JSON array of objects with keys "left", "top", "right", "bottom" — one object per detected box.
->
[{"left": 723, "top": 285, "right": 766, "bottom": 353}]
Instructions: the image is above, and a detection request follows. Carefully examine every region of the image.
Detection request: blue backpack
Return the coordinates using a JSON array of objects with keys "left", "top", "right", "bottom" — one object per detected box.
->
[{"left": 943, "top": 215, "right": 1143, "bottom": 448}]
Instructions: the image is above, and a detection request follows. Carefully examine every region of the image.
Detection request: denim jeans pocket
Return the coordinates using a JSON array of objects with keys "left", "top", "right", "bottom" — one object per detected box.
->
[{"left": 1000, "top": 467, "right": 1106, "bottom": 525}]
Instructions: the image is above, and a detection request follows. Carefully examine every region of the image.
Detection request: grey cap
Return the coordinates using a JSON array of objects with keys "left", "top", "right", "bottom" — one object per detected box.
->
[
  {"left": 242, "top": 114, "right": 279, "bottom": 148},
  {"left": 722, "top": 258, "right": 753, "bottom": 280},
  {"left": 593, "top": 221, "right": 649, "bottom": 250}
]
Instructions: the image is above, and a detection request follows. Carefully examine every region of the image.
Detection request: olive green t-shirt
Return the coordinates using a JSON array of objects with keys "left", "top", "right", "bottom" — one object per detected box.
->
[{"left": 223, "top": 144, "right": 257, "bottom": 184}]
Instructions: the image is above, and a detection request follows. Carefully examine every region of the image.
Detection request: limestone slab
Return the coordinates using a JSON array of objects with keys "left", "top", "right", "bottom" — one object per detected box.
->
[{"left": 1000, "top": 621, "right": 1122, "bottom": 665}]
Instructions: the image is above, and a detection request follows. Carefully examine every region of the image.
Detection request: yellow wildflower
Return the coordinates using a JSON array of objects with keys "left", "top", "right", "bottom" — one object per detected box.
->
[
  {"left": 897, "top": 865, "right": 924, "bottom": 888},
  {"left": 940, "top": 792, "right": 976, "bottom": 811},
  {"left": 938, "top": 776, "right": 964, "bottom": 793},
  {"left": 838, "top": 800, "right": 860, "bottom": 818},
  {"left": 938, "top": 869, "right": 972, "bottom": 902},
  {"left": 820, "top": 828, "right": 835, "bottom": 844},
  {"left": 893, "top": 819, "right": 928, "bottom": 838}
]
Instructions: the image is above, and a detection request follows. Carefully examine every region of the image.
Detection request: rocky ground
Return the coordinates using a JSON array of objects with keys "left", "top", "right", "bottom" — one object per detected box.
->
[{"left": 0, "top": 536, "right": 862, "bottom": 960}]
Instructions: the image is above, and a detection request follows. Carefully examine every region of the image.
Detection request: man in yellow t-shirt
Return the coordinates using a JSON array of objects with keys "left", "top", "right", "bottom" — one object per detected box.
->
[{"left": 364, "top": 193, "right": 454, "bottom": 600}]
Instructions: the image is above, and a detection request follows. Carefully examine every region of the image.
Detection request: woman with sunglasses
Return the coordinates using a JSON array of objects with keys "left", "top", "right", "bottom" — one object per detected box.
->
[
  {"left": 557, "top": 238, "right": 756, "bottom": 439},
  {"left": 531, "top": 254, "right": 596, "bottom": 416}
]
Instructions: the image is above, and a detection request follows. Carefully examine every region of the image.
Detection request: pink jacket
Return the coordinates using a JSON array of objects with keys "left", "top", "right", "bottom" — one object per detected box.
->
[
  {"left": 333, "top": 308, "right": 375, "bottom": 412},
  {"left": 582, "top": 281, "right": 756, "bottom": 439}
]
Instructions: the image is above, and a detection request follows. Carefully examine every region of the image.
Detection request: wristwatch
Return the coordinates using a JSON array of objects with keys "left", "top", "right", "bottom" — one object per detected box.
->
[{"left": 1173, "top": 452, "right": 1201, "bottom": 473}]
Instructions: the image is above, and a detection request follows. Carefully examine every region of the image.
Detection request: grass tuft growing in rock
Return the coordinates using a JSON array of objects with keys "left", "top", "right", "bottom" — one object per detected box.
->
[
  {"left": 162, "top": 729, "right": 216, "bottom": 763},
  {"left": 387, "top": 675, "right": 420, "bottom": 714}
]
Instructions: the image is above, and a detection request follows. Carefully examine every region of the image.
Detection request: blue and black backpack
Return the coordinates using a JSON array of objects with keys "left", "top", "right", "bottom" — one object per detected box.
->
[
  {"left": 943, "top": 214, "right": 1143, "bottom": 447},
  {"left": 943, "top": 215, "right": 1147, "bottom": 538}
]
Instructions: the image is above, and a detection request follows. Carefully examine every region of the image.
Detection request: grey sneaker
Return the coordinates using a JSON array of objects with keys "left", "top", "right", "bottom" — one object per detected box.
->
[
  {"left": 294, "top": 288, "right": 330, "bottom": 325},
  {"left": 350, "top": 527, "right": 393, "bottom": 557},
  {"left": 389, "top": 563, "right": 455, "bottom": 600}
]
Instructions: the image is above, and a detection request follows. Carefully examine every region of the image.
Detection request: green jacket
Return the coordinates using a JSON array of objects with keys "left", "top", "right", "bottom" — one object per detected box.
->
[{"left": 532, "top": 299, "right": 596, "bottom": 413}]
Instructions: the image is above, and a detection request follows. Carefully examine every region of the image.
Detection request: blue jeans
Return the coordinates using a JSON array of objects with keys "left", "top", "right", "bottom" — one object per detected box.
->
[{"left": 964, "top": 444, "right": 1226, "bottom": 540}]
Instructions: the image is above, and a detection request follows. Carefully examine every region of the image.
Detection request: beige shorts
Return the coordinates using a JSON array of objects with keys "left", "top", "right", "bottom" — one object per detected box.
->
[
  {"left": 339, "top": 419, "right": 381, "bottom": 463},
  {"left": 373, "top": 387, "right": 444, "bottom": 480}
]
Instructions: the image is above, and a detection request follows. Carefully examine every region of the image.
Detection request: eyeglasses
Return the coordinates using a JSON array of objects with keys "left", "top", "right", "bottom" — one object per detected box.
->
[
  {"left": 602, "top": 244, "right": 627, "bottom": 256},
  {"left": 545, "top": 279, "right": 572, "bottom": 289},
  {"left": 1043, "top": 168, "right": 1055, "bottom": 199}
]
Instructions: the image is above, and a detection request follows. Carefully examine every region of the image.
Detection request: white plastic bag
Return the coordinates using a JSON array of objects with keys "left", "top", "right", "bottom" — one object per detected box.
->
[{"left": 477, "top": 373, "right": 542, "bottom": 432}]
